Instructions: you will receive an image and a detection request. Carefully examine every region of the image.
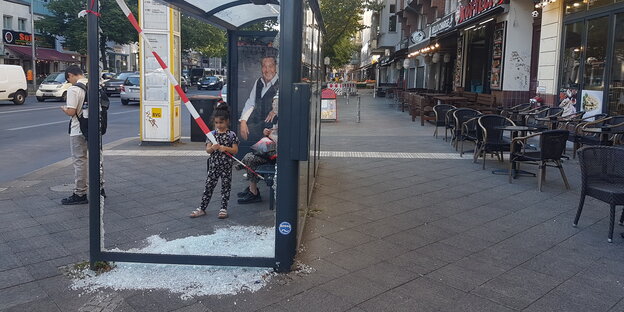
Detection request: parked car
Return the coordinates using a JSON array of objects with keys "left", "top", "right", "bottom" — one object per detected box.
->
[
  {"left": 35, "top": 72, "right": 71, "bottom": 102},
  {"left": 220, "top": 84, "right": 227, "bottom": 103},
  {"left": 120, "top": 75, "right": 140, "bottom": 105},
  {"left": 181, "top": 76, "right": 189, "bottom": 93},
  {"left": 103, "top": 71, "right": 138, "bottom": 96},
  {"left": 197, "top": 76, "right": 222, "bottom": 90},
  {"left": 0, "top": 65, "right": 27, "bottom": 105},
  {"left": 101, "top": 72, "right": 116, "bottom": 84}
]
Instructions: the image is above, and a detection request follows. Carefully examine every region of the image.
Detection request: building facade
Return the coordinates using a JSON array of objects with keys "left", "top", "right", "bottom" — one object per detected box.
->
[{"left": 537, "top": 0, "right": 624, "bottom": 116}]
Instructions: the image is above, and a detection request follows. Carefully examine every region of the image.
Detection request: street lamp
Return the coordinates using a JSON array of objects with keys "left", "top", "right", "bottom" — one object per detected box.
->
[
  {"left": 403, "top": 58, "right": 410, "bottom": 89},
  {"left": 30, "top": 0, "right": 37, "bottom": 90}
]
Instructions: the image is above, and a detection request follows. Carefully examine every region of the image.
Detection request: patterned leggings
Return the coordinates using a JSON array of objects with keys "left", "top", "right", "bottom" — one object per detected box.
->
[
  {"left": 200, "top": 165, "right": 232, "bottom": 211},
  {"left": 239, "top": 153, "right": 269, "bottom": 183}
]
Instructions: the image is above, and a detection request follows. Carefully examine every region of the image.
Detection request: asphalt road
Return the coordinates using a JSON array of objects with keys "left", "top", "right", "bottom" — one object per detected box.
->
[{"left": 0, "top": 88, "right": 220, "bottom": 184}]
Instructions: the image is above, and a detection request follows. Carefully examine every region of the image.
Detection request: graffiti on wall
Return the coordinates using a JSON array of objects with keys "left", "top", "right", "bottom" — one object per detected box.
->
[{"left": 508, "top": 51, "right": 530, "bottom": 90}]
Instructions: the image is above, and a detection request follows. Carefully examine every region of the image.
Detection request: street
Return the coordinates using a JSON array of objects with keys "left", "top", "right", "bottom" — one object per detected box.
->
[{"left": 0, "top": 88, "right": 219, "bottom": 184}]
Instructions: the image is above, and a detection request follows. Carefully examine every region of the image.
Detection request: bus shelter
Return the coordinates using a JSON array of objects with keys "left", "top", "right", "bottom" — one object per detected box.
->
[{"left": 85, "top": 0, "right": 324, "bottom": 272}]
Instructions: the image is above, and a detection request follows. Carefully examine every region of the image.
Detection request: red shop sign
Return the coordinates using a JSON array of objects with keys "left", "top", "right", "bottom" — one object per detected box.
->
[{"left": 457, "top": 0, "right": 507, "bottom": 25}]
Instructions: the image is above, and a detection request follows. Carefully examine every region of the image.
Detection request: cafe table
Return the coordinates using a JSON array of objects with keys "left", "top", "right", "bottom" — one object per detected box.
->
[
  {"left": 582, "top": 127, "right": 624, "bottom": 145},
  {"left": 491, "top": 125, "right": 538, "bottom": 178},
  {"left": 432, "top": 95, "right": 468, "bottom": 105}
]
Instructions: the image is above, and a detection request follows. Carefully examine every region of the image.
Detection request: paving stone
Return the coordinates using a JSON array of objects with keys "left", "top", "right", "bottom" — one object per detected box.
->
[
  {"left": 3, "top": 297, "right": 61, "bottom": 312},
  {"left": 0, "top": 281, "right": 47, "bottom": 310},
  {"left": 318, "top": 273, "right": 390, "bottom": 304},
  {"left": 323, "top": 229, "right": 377, "bottom": 248},
  {"left": 472, "top": 266, "right": 561, "bottom": 310},
  {"left": 276, "top": 287, "right": 354, "bottom": 312},
  {"left": 0, "top": 266, "right": 34, "bottom": 289},
  {"left": 323, "top": 248, "right": 382, "bottom": 272}
]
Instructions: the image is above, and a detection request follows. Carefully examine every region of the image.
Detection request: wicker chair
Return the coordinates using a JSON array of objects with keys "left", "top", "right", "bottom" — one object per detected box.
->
[
  {"left": 573, "top": 146, "right": 624, "bottom": 242},
  {"left": 433, "top": 104, "right": 456, "bottom": 138},
  {"left": 525, "top": 107, "right": 563, "bottom": 132},
  {"left": 444, "top": 108, "right": 458, "bottom": 142},
  {"left": 575, "top": 115, "right": 624, "bottom": 156},
  {"left": 501, "top": 103, "right": 532, "bottom": 122},
  {"left": 460, "top": 116, "right": 480, "bottom": 157},
  {"left": 452, "top": 108, "right": 481, "bottom": 149},
  {"left": 509, "top": 130, "right": 570, "bottom": 191},
  {"left": 475, "top": 115, "right": 515, "bottom": 169}
]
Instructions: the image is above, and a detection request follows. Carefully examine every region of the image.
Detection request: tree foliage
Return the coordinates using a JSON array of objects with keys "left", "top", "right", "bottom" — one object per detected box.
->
[
  {"left": 180, "top": 15, "right": 227, "bottom": 58},
  {"left": 320, "top": 0, "right": 382, "bottom": 68},
  {"left": 35, "top": 0, "right": 138, "bottom": 70}
]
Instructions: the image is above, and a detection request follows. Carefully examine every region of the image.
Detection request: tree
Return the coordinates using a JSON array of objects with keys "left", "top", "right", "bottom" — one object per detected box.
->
[
  {"left": 180, "top": 15, "right": 227, "bottom": 58},
  {"left": 36, "top": 0, "right": 138, "bottom": 70}
]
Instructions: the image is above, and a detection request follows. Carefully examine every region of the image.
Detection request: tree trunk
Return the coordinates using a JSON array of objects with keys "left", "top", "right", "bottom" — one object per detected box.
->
[{"left": 100, "top": 37, "right": 108, "bottom": 71}]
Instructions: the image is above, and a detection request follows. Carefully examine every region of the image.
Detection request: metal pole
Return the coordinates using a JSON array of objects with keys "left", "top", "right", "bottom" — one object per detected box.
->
[
  {"left": 30, "top": 0, "right": 36, "bottom": 90},
  {"left": 87, "top": 0, "right": 101, "bottom": 270},
  {"left": 356, "top": 96, "right": 360, "bottom": 123},
  {"left": 346, "top": 87, "right": 349, "bottom": 105}
]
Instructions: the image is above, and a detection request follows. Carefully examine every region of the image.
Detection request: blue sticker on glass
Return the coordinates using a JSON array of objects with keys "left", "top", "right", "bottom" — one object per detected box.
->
[{"left": 279, "top": 222, "right": 292, "bottom": 235}]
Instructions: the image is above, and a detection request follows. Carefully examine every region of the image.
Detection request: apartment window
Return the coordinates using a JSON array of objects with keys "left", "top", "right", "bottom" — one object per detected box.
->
[
  {"left": 389, "top": 15, "right": 397, "bottom": 32},
  {"left": 3, "top": 15, "right": 13, "bottom": 30},
  {"left": 18, "top": 18, "right": 27, "bottom": 31},
  {"left": 389, "top": 4, "right": 396, "bottom": 13}
]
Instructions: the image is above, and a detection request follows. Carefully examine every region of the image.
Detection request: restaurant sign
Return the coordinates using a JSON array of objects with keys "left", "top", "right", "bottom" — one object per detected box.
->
[
  {"left": 456, "top": 0, "right": 507, "bottom": 25},
  {"left": 430, "top": 13, "right": 455, "bottom": 37},
  {"left": 2, "top": 30, "right": 54, "bottom": 48}
]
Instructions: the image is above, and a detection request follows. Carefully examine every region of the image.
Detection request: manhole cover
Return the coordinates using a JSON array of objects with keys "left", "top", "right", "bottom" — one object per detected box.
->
[{"left": 51, "top": 184, "right": 75, "bottom": 192}]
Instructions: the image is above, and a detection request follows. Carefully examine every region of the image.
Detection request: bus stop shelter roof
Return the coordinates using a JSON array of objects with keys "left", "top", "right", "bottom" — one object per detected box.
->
[{"left": 163, "top": 0, "right": 280, "bottom": 30}]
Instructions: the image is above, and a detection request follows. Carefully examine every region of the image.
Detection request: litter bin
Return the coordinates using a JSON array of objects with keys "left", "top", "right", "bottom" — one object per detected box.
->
[{"left": 189, "top": 95, "right": 221, "bottom": 142}]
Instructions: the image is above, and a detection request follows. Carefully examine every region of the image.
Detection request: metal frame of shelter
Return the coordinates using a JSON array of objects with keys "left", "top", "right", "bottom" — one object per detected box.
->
[{"left": 86, "top": 0, "right": 324, "bottom": 272}]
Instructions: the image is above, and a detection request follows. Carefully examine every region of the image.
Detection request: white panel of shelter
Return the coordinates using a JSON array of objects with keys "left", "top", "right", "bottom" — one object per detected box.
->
[
  {"left": 216, "top": 4, "right": 279, "bottom": 27},
  {"left": 143, "top": 33, "right": 169, "bottom": 102},
  {"left": 143, "top": 0, "right": 169, "bottom": 31}
]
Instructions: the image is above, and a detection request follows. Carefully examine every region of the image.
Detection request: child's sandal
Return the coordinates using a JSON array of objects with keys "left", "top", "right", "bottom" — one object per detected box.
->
[
  {"left": 218, "top": 209, "right": 228, "bottom": 219},
  {"left": 190, "top": 208, "right": 206, "bottom": 218}
]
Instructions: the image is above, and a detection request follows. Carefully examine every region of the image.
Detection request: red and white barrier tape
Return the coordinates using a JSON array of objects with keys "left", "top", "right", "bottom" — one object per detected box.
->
[{"left": 113, "top": 0, "right": 263, "bottom": 180}]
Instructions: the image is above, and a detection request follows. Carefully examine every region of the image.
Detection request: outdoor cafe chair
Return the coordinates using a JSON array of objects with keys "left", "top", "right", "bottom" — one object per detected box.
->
[
  {"left": 525, "top": 107, "right": 563, "bottom": 132},
  {"left": 575, "top": 115, "right": 624, "bottom": 157},
  {"left": 475, "top": 115, "right": 516, "bottom": 169},
  {"left": 460, "top": 116, "right": 480, "bottom": 157},
  {"left": 444, "top": 108, "right": 459, "bottom": 142},
  {"left": 433, "top": 104, "right": 456, "bottom": 139},
  {"left": 452, "top": 108, "right": 480, "bottom": 149},
  {"left": 509, "top": 130, "right": 570, "bottom": 192},
  {"left": 500, "top": 103, "right": 532, "bottom": 122},
  {"left": 574, "top": 146, "right": 624, "bottom": 242},
  {"left": 566, "top": 113, "right": 608, "bottom": 157}
]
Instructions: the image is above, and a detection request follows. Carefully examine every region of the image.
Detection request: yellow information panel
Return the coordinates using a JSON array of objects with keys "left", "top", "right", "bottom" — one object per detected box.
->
[{"left": 139, "top": 0, "right": 181, "bottom": 143}]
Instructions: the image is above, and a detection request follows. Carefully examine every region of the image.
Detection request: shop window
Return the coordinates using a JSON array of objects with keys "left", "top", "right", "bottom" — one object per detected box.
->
[
  {"left": 609, "top": 13, "right": 624, "bottom": 115},
  {"left": 18, "top": 18, "right": 26, "bottom": 31},
  {"left": 389, "top": 4, "right": 396, "bottom": 13},
  {"left": 589, "top": 0, "right": 615, "bottom": 9},
  {"left": 560, "top": 22, "right": 584, "bottom": 90},
  {"left": 389, "top": 15, "right": 397, "bottom": 32},
  {"left": 3, "top": 15, "right": 13, "bottom": 30},
  {"left": 583, "top": 17, "right": 609, "bottom": 91},
  {"left": 564, "top": 0, "right": 586, "bottom": 14}
]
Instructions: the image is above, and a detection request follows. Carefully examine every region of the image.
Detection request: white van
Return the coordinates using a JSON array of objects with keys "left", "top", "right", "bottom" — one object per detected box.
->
[{"left": 0, "top": 65, "right": 28, "bottom": 105}]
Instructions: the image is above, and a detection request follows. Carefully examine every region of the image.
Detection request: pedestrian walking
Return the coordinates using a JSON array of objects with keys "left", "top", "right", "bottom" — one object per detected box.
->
[{"left": 190, "top": 102, "right": 239, "bottom": 219}]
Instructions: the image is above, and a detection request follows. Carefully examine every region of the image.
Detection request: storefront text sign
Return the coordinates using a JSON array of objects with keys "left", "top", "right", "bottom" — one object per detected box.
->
[
  {"left": 2, "top": 30, "right": 54, "bottom": 48},
  {"left": 457, "top": 0, "right": 507, "bottom": 25},
  {"left": 431, "top": 13, "right": 455, "bottom": 37}
]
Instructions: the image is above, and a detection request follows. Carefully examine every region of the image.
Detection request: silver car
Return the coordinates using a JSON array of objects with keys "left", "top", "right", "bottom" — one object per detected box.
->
[{"left": 120, "top": 75, "right": 140, "bottom": 105}]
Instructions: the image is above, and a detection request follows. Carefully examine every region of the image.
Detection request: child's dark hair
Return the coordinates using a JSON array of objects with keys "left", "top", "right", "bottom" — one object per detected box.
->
[
  {"left": 213, "top": 101, "right": 230, "bottom": 121},
  {"left": 64, "top": 65, "right": 83, "bottom": 81}
]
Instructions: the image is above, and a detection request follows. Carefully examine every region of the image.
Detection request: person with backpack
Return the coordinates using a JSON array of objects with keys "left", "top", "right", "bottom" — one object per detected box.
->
[
  {"left": 60, "top": 65, "right": 105, "bottom": 205},
  {"left": 190, "top": 102, "right": 239, "bottom": 219}
]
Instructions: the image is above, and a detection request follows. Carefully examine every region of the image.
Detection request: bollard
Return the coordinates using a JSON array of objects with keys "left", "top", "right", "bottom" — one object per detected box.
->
[
  {"left": 346, "top": 89, "right": 350, "bottom": 105},
  {"left": 356, "top": 96, "right": 361, "bottom": 123}
]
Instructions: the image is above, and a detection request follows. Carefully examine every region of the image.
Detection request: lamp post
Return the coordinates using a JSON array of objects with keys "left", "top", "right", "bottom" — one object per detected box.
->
[
  {"left": 403, "top": 58, "right": 410, "bottom": 89},
  {"left": 324, "top": 56, "right": 330, "bottom": 82},
  {"left": 30, "top": 0, "right": 37, "bottom": 90}
]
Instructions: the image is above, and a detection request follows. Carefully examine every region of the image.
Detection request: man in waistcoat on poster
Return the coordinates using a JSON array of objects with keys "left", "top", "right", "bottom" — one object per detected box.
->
[
  {"left": 239, "top": 55, "right": 279, "bottom": 144},
  {"left": 235, "top": 55, "right": 278, "bottom": 204}
]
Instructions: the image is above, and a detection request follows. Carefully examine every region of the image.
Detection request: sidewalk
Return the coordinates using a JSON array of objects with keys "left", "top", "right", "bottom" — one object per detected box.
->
[{"left": 1, "top": 90, "right": 624, "bottom": 311}]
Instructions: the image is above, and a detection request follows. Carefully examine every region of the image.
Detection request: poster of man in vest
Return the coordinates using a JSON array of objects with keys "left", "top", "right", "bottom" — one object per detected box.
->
[{"left": 238, "top": 42, "right": 279, "bottom": 146}]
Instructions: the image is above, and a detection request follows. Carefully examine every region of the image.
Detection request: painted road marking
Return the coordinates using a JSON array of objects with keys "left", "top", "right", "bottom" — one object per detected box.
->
[
  {"left": 104, "top": 150, "right": 465, "bottom": 160},
  {"left": 5, "top": 110, "right": 138, "bottom": 130},
  {"left": 0, "top": 106, "right": 59, "bottom": 115}
]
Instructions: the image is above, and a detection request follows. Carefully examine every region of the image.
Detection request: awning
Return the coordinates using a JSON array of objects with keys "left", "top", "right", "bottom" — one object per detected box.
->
[{"left": 5, "top": 45, "right": 80, "bottom": 62}]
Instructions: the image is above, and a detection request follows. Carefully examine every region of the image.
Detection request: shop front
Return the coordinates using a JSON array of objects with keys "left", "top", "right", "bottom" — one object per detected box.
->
[
  {"left": 558, "top": 0, "right": 624, "bottom": 116},
  {"left": 453, "top": 0, "right": 535, "bottom": 106}
]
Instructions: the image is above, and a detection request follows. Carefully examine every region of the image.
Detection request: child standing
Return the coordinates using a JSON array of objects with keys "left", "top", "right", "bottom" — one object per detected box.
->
[{"left": 190, "top": 102, "right": 239, "bottom": 219}]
